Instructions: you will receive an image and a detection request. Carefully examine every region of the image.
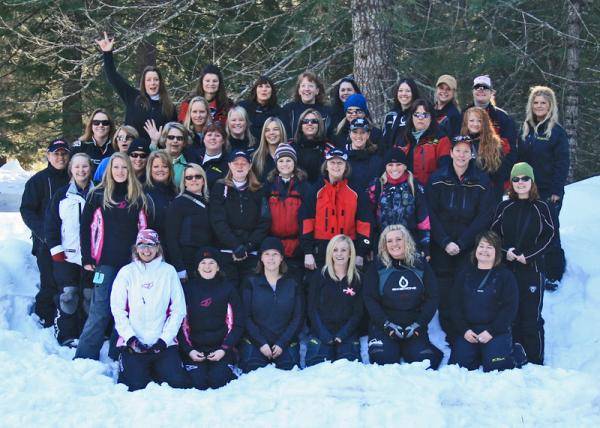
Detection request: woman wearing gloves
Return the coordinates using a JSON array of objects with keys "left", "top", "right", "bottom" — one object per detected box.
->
[
  {"left": 110, "top": 229, "right": 189, "bottom": 391},
  {"left": 364, "top": 224, "right": 442, "bottom": 369},
  {"left": 240, "top": 237, "right": 303, "bottom": 372},
  {"left": 178, "top": 247, "right": 243, "bottom": 390},
  {"left": 305, "top": 235, "right": 363, "bottom": 366},
  {"left": 450, "top": 231, "right": 525, "bottom": 372}
]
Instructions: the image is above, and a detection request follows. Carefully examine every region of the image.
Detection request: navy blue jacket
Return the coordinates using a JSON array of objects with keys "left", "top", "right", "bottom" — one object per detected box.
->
[
  {"left": 517, "top": 122, "right": 570, "bottom": 197},
  {"left": 464, "top": 103, "right": 517, "bottom": 156},
  {"left": 435, "top": 102, "right": 462, "bottom": 140},
  {"left": 345, "top": 144, "right": 384, "bottom": 193},
  {"left": 451, "top": 264, "right": 518, "bottom": 336},
  {"left": 237, "top": 100, "right": 284, "bottom": 141},
  {"left": 281, "top": 101, "right": 331, "bottom": 138},
  {"left": 242, "top": 274, "right": 303, "bottom": 348},
  {"left": 145, "top": 182, "right": 177, "bottom": 244}
]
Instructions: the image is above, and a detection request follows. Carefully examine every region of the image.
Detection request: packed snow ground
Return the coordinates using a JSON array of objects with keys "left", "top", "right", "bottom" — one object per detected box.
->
[{"left": 0, "top": 161, "right": 599, "bottom": 427}]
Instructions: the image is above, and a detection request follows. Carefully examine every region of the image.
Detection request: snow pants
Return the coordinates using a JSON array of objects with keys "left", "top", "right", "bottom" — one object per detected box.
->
[
  {"left": 52, "top": 261, "right": 92, "bottom": 345},
  {"left": 184, "top": 352, "right": 237, "bottom": 390},
  {"left": 33, "top": 243, "right": 58, "bottom": 326},
  {"left": 118, "top": 346, "right": 190, "bottom": 391},
  {"left": 542, "top": 194, "right": 566, "bottom": 282},
  {"left": 368, "top": 327, "right": 443, "bottom": 369},
  {"left": 220, "top": 253, "right": 258, "bottom": 288},
  {"left": 238, "top": 338, "right": 299, "bottom": 372},
  {"left": 450, "top": 333, "right": 516, "bottom": 372},
  {"left": 304, "top": 335, "right": 360, "bottom": 367},
  {"left": 510, "top": 264, "right": 545, "bottom": 365}
]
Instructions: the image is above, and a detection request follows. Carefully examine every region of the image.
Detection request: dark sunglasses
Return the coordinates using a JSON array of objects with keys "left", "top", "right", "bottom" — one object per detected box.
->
[
  {"left": 511, "top": 176, "right": 532, "bottom": 183},
  {"left": 413, "top": 112, "right": 431, "bottom": 119},
  {"left": 92, "top": 120, "right": 111, "bottom": 126},
  {"left": 167, "top": 135, "right": 185, "bottom": 142},
  {"left": 302, "top": 118, "right": 319, "bottom": 125},
  {"left": 473, "top": 85, "right": 491, "bottom": 91},
  {"left": 185, "top": 174, "right": 204, "bottom": 181},
  {"left": 346, "top": 109, "right": 364, "bottom": 115},
  {"left": 129, "top": 152, "right": 148, "bottom": 159}
]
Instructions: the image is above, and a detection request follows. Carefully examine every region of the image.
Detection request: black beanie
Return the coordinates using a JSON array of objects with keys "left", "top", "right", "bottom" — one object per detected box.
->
[
  {"left": 259, "top": 237, "right": 284, "bottom": 256},
  {"left": 194, "top": 246, "right": 221, "bottom": 267}
]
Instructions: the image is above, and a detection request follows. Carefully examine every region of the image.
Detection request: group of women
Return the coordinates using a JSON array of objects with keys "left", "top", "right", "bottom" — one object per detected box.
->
[{"left": 19, "top": 32, "right": 569, "bottom": 391}]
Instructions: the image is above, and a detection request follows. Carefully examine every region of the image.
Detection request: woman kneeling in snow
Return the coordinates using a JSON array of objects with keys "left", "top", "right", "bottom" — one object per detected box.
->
[
  {"left": 110, "top": 229, "right": 189, "bottom": 391},
  {"left": 364, "top": 224, "right": 443, "bottom": 369},
  {"left": 449, "top": 231, "right": 526, "bottom": 372}
]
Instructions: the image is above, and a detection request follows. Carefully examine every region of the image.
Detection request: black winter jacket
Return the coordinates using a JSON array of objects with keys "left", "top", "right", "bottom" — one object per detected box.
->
[
  {"left": 364, "top": 258, "right": 438, "bottom": 329},
  {"left": 434, "top": 102, "right": 462, "bottom": 140},
  {"left": 451, "top": 264, "right": 518, "bottom": 336},
  {"left": 292, "top": 136, "right": 331, "bottom": 184},
  {"left": 330, "top": 122, "right": 383, "bottom": 150},
  {"left": 242, "top": 274, "right": 303, "bottom": 348},
  {"left": 426, "top": 162, "right": 493, "bottom": 252},
  {"left": 178, "top": 275, "right": 243, "bottom": 355},
  {"left": 281, "top": 101, "right": 331, "bottom": 138},
  {"left": 20, "top": 164, "right": 70, "bottom": 254},
  {"left": 165, "top": 191, "right": 212, "bottom": 274},
  {"left": 193, "top": 150, "right": 228, "bottom": 191},
  {"left": 517, "top": 122, "right": 570, "bottom": 197},
  {"left": 145, "top": 182, "right": 177, "bottom": 244},
  {"left": 209, "top": 181, "right": 271, "bottom": 252},
  {"left": 237, "top": 100, "right": 284, "bottom": 141},
  {"left": 70, "top": 139, "right": 114, "bottom": 173},
  {"left": 308, "top": 270, "right": 363, "bottom": 343},
  {"left": 381, "top": 107, "right": 409, "bottom": 153},
  {"left": 345, "top": 144, "right": 384, "bottom": 193}
]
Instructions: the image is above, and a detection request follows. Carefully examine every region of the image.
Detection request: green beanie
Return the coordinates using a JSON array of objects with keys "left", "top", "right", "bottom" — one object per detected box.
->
[{"left": 510, "top": 162, "right": 535, "bottom": 182}]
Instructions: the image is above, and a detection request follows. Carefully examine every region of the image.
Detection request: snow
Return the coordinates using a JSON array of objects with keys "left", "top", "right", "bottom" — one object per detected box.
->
[{"left": 1, "top": 160, "right": 599, "bottom": 427}]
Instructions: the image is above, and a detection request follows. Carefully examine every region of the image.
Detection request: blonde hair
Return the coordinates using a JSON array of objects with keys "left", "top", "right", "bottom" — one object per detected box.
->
[
  {"left": 321, "top": 234, "right": 360, "bottom": 284},
  {"left": 180, "top": 163, "right": 210, "bottom": 200},
  {"left": 226, "top": 106, "right": 256, "bottom": 148},
  {"left": 522, "top": 85, "right": 559, "bottom": 140},
  {"left": 111, "top": 125, "right": 139, "bottom": 152},
  {"left": 378, "top": 224, "right": 418, "bottom": 268},
  {"left": 252, "top": 117, "right": 287, "bottom": 179},
  {"left": 183, "top": 96, "right": 212, "bottom": 134},
  {"left": 461, "top": 107, "right": 503, "bottom": 173},
  {"left": 68, "top": 153, "right": 93, "bottom": 182},
  {"left": 145, "top": 150, "right": 176, "bottom": 192},
  {"left": 157, "top": 122, "right": 192, "bottom": 150},
  {"left": 97, "top": 152, "right": 147, "bottom": 211},
  {"left": 380, "top": 169, "right": 416, "bottom": 196}
]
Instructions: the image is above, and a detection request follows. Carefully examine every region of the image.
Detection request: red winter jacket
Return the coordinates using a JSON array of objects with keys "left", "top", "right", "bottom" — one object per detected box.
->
[{"left": 394, "top": 133, "right": 451, "bottom": 185}]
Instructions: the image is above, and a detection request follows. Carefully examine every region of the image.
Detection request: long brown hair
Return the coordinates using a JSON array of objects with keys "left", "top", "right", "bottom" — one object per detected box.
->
[
  {"left": 137, "top": 66, "right": 175, "bottom": 119},
  {"left": 461, "top": 107, "right": 503, "bottom": 173},
  {"left": 79, "top": 108, "right": 115, "bottom": 142}
]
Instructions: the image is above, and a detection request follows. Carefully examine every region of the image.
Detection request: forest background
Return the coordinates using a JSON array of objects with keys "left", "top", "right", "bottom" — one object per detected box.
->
[{"left": 1, "top": 0, "right": 598, "bottom": 180}]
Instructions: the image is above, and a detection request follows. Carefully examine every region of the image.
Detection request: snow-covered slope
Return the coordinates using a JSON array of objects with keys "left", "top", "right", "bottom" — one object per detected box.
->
[{"left": 1, "top": 161, "right": 599, "bottom": 427}]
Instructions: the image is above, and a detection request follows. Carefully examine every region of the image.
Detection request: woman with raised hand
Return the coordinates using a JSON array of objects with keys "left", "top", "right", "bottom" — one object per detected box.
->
[
  {"left": 382, "top": 78, "right": 421, "bottom": 152},
  {"left": 95, "top": 32, "right": 176, "bottom": 142},
  {"left": 93, "top": 125, "right": 139, "bottom": 183},
  {"left": 165, "top": 163, "right": 212, "bottom": 282},
  {"left": 71, "top": 108, "right": 116, "bottom": 173},
  {"left": 178, "top": 247, "right": 243, "bottom": 390},
  {"left": 111, "top": 229, "right": 189, "bottom": 391},
  {"left": 364, "top": 224, "right": 442, "bottom": 369},
  {"left": 282, "top": 71, "right": 331, "bottom": 137},
  {"left": 292, "top": 108, "right": 332, "bottom": 183},
  {"left": 491, "top": 162, "right": 554, "bottom": 365},
  {"left": 240, "top": 237, "right": 303, "bottom": 372},
  {"left": 517, "top": 86, "right": 569, "bottom": 291},
  {"left": 305, "top": 235, "right": 363, "bottom": 366},
  {"left": 238, "top": 75, "right": 283, "bottom": 141},
  {"left": 450, "top": 231, "right": 526, "bottom": 372},
  {"left": 329, "top": 76, "right": 362, "bottom": 130},
  {"left": 226, "top": 106, "right": 256, "bottom": 153},
  {"left": 75, "top": 152, "right": 154, "bottom": 361},
  {"left": 144, "top": 150, "right": 177, "bottom": 243},
  {"left": 44, "top": 153, "right": 95, "bottom": 347},
  {"left": 179, "top": 64, "right": 232, "bottom": 126},
  {"left": 251, "top": 117, "right": 288, "bottom": 182},
  {"left": 209, "top": 150, "right": 271, "bottom": 286}
]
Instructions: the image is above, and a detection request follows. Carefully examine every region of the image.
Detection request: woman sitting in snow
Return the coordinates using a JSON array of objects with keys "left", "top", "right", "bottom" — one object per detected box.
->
[
  {"left": 449, "top": 231, "right": 526, "bottom": 372},
  {"left": 110, "top": 229, "right": 189, "bottom": 391}
]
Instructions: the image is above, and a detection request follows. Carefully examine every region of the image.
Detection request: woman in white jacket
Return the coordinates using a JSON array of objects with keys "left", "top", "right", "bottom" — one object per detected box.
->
[{"left": 110, "top": 228, "right": 189, "bottom": 391}]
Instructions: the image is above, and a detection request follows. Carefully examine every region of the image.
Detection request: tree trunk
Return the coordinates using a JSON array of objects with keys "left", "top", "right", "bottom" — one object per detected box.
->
[
  {"left": 62, "top": 47, "right": 82, "bottom": 142},
  {"left": 351, "top": 0, "right": 395, "bottom": 125},
  {"left": 136, "top": 39, "right": 157, "bottom": 76},
  {"left": 564, "top": 0, "right": 582, "bottom": 182}
]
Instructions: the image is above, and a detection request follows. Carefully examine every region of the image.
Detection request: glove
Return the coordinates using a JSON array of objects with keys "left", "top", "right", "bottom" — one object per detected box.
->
[
  {"left": 404, "top": 322, "right": 421, "bottom": 339},
  {"left": 233, "top": 244, "right": 247, "bottom": 259},
  {"left": 52, "top": 251, "right": 67, "bottom": 262},
  {"left": 384, "top": 321, "right": 404, "bottom": 339},
  {"left": 127, "top": 336, "right": 149, "bottom": 353},
  {"left": 149, "top": 339, "right": 167, "bottom": 353}
]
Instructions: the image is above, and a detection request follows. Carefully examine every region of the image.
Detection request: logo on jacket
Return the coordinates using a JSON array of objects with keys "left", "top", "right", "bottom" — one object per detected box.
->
[
  {"left": 200, "top": 297, "right": 212, "bottom": 307},
  {"left": 343, "top": 287, "right": 356, "bottom": 296},
  {"left": 392, "top": 276, "right": 416, "bottom": 291},
  {"left": 142, "top": 282, "right": 153, "bottom": 289},
  {"left": 529, "top": 286, "right": 537, "bottom": 293}
]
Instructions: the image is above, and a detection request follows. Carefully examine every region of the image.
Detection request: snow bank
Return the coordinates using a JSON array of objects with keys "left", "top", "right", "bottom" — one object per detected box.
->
[{"left": 1, "top": 174, "right": 599, "bottom": 427}]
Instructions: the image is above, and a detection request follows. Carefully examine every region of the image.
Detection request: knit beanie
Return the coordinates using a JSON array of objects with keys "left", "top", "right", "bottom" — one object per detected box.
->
[
  {"left": 344, "top": 94, "right": 369, "bottom": 115},
  {"left": 274, "top": 143, "right": 297, "bottom": 163},
  {"left": 510, "top": 162, "right": 535, "bottom": 182}
]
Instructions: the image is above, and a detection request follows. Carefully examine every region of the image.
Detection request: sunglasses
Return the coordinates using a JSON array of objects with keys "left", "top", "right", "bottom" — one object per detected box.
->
[
  {"left": 301, "top": 118, "right": 319, "bottom": 125},
  {"left": 116, "top": 135, "right": 134, "bottom": 142},
  {"left": 166, "top": 135, "right": 185, "bottom": 142},
  {"left": 129, "top": 152, "right": 148, "bottom": 159},
  {"left": 473, "top": 85, "right": 491, "bottom": 92},
  {"left": 412, "top": 112, "right": 431, "bottom": 119},
  {"left": 92, "top": 120, "right": 110, "bottom": 126},
  {"left": 137, "top": 243, "right": 158, "bottom": 250},
  {"left": 346, "top": 109, "right": 364, "bottom": 116},
  {"left": 511, "top": 176, "right": 532, "bottom": 183},
  {"left": 185, "top": 174, "right": 204, "bottom": 181}
]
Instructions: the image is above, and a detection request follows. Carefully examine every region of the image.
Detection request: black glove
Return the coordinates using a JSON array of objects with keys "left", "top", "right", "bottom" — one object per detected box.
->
[
  {"left": 233, "top": 245, "right": 247, "bottom": 259},
  {"left": 384, "top": 321, "right": 404, "bottom": 339},
  {"left": 149, "top": 339, "right": 167, "bottom": 353},
  {"left": 127, "top": 336, "right": 149, "bottom": 353},
  {"left": 404, "top": 322, "right": 421, "bottom": 339}
]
